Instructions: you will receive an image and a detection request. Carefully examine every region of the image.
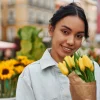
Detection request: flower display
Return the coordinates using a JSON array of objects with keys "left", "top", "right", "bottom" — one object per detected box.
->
[
  {"left": 0, "top": 56, "right": 34, "bottom": 98},
  {"left": 58, "top": 53, "right": 96, "bottom": 100}
]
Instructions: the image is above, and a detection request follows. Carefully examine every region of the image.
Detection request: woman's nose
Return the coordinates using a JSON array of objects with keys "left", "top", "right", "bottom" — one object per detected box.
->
[{"left": 66, "top": 35, "right": 75, "bottom": 46}]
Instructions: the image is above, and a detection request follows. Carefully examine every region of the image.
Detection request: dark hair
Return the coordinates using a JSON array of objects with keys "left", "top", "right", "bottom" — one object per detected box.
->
[{"left": 49, "top": 3, "right": 89, "bottom": 39}]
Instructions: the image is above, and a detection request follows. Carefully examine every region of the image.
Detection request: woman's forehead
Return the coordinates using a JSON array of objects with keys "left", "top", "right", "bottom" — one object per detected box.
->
[{"left": 56, "top": 16, "right": 85, "bottom": 32}]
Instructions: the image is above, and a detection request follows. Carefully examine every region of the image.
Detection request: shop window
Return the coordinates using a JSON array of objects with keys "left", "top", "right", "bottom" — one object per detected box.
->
[
  {"left": 36, "top": 13, "right": 44, "bottom": 24},
  {"left": 8, "top": 9, "right": 15, "bottom": 24},
  {"left": 7, "top": 27, "right": 15, "bottom": 42},
  {"left": 28, "top": 8, "right": 35, "bottom": 24},
  {"left": 8, "top": 0, "right": 15, "bottom": 6}
]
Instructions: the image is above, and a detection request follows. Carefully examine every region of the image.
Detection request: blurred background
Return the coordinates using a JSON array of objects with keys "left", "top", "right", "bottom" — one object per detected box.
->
[
  {"left": 0, "top": 0, "right": 100, "bottom": 99},
  {"left": 0, "top": 0, "right": 100, "bottom": 59},
  {"left": 0, "top": 0, "right": 99, "bottom": 42}
]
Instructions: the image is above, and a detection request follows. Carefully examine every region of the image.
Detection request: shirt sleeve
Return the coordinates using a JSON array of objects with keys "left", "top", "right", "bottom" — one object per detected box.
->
[
  {"left": 16, "top": 67, "right": 36, "bottom": 100},
  {"left": 94, "top": 61, "right": 100, "bottom": 100}
]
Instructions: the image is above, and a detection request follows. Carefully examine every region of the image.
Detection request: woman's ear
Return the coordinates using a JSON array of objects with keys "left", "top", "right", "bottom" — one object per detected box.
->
[{"left": 48, "top": 24, "right": 54, "bottom": 36}]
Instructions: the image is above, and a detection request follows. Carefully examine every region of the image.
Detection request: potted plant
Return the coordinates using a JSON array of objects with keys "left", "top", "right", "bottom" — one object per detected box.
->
[{"left": 16, "top": 26, "right": 46, "bottom": 60}]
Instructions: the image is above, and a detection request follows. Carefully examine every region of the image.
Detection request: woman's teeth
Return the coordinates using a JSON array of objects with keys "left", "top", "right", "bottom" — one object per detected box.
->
[{"left": 62, "top": 46, "right": 72, "bottom": 52}]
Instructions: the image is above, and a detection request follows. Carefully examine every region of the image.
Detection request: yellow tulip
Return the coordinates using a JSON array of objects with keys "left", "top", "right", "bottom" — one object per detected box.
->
[
  {"left": 69, "top": 56, "right": 75, "bottom": 67},
  {"left": 64, "top": 56, "right": 75, "bottom": 68},
  {"left": 90, "top": 61, "right": 94, "bottom": 72},
  {"left": 82, "top": 55, "right": 91, "bottom": 68},
  {"left": 82, "top": 55, "right": 94, "bottom": 71},
  {"left": 64, "top": 56, "right": 72, "bottom": 68},
  {"left": 78, "top": 57, "right": 85, "bottom": 72},
  {"left": 58, "top": 62, "right": 69, "bottom": 75},
  {"left": 63, "top": 61, "right": 66, "bottom": 67}
]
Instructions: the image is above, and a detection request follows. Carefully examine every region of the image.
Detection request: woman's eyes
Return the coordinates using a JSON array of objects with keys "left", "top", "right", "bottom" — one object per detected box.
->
[
  {"left": 61, "top": 30, "right": 69, "bottom": 34},
  {"left": 76, "top": 34, "right": 84, "bottom": 39},
  {"left": 61, "top": 29, "right": 84, "bottom": 39}
]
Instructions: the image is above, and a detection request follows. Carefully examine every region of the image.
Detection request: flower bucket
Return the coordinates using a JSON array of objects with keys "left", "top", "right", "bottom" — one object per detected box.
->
[{"left": 0, "top": 97, "right": 15, "bottom": 100}]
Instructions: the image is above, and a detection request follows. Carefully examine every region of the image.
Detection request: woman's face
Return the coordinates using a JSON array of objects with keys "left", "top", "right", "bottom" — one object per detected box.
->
[{"left": 49, "top": 16, "right": 85, "bottom": 62}]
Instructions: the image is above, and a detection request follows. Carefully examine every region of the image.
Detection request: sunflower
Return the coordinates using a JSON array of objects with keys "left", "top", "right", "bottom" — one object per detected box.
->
[
  {"left": 17, "top": 56, "right": 27, "bottom": 60},
  {"left": 14, "top": 65, "right": 24, "bottom": 74},
  {"left": 0, "top": 66, "right": 15, "bottom": 80},
  {"left": 6, "top": 59, "right": 18, "bottom": 66},
  {"left": 0, "top": 59, "right": 17, "bottom": 69},
  {"left": 21, "top": 59, "right": 34, "bottom": 66},
  {"left": 17, "top": 56, "right": 34, "bottom": 66}
]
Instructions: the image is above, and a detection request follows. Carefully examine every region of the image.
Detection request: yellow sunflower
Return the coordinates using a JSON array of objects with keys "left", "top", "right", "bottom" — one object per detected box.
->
[
  {"left": 17, "top": 56, "right": 27, "bottom": 60},
  {"left": 14, "top": 65, "right": 24, "bottom": 74},
  {"left": 21, "top": 59, "right": 34, "bottom": 66},
  {"left": 17, "top": 56, "right": 34, "bottom": 66},
  {"left": 0, "top": 59, "right": 17, "bottom": 69},
  {"left": 7, "top": 59, "right": 18, "bottom": 66},
  {"left": 0, "top": 66, "right": 15, "bottom": 80}
]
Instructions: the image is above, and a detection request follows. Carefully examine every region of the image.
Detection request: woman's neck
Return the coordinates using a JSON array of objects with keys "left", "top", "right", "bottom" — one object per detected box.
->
[{"left": 50, "top": 49, "right": 63, "bottom": 63}]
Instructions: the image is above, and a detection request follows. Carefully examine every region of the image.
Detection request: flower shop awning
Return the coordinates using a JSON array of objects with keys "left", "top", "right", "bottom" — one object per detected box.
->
[{"left": 0, "top": 41, "right": 16, "bottom": 50}]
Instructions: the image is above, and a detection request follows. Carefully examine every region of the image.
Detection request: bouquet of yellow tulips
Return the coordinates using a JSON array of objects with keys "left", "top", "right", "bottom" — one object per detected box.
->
[{"left": 58, "top": 53, "right": 96, "bottom": 100}]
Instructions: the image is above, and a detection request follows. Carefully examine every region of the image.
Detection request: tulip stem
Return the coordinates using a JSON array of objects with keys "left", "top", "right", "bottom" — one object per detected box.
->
[{"left": 83, "top": 71, "right": 88, "bottom": 82}]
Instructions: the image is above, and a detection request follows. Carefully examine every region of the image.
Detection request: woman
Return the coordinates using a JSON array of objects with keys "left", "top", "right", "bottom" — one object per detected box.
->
[{"left": 16, "top": 3, "right": 100, "bottom": 100}]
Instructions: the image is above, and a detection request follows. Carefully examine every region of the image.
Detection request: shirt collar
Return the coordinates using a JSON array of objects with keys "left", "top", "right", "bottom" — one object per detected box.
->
[{"left": 40, "top": 48, "right": 57, "bottom": 70}]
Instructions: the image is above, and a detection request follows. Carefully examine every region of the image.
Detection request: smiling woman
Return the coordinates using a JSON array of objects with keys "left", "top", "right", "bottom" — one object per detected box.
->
[
  {"left": 49, "top": 16, "right": 85, "bottom": 62},
  {"left": 16, "top": 2, "right": 100, "bottom": 100}
]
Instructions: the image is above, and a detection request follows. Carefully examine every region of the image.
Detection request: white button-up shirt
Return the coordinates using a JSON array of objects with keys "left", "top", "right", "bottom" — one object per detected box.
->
[{"left": 16, "top": 49, "right": 100, "bottom": 100}]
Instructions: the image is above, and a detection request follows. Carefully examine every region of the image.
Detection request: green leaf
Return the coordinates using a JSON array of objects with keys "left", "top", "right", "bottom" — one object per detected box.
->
[
  {"left": 16, "top": 26, "right": 46, "bottom": 60},
  {"left": 75, "top": 69, "right": 82, "bottom": 76},
  {"left": 21, "top": 27, "right": 33, "bottom": 40},
  {"left": 85, "top": 67, "right": 95, "bottom": 82},
  {"left": 32, "top": 41, "right": 46, "bottom": 60},
  {"left": 77, "top": 51, "right": 81, "bottom": 58},
  {"left": 21, "top": 40, "right": 32, "bottom": 53},
  {"left": 34, "top": 28, "right": 42, "bottom": 36},
  {"left": 74, "top": 55, "right": 79, "bottom": 70}
]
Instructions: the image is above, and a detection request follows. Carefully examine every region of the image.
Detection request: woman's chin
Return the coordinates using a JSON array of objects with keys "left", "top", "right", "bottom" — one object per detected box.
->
[{"left": 61, "top": 52, "right": 73, "bottom": 58}]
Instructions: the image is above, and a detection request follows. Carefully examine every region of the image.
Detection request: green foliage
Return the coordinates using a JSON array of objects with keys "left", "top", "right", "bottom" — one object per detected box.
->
[
  {"left": 17, "top": 26, "right": 46, "bottom": 60},
  {"left": 85, "top": 67, "right": 95, "bottom": 82}
]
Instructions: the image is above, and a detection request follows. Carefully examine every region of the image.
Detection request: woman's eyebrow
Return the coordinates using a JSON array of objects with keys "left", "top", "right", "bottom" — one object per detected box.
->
[
  {"left": 62, "top": 25, "right": 85, "bottom": 33},
  {"left": 61, "top": 25, "right": 72, "bottom": 31}
]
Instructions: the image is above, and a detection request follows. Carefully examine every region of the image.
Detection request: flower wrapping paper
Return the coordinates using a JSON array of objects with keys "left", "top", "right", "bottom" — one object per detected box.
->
[{"left": 68, "top": 72, "right": 96, "bottom": 100}]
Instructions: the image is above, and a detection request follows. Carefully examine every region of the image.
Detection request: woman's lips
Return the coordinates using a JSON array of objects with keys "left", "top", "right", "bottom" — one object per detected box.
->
[{"left": 61, "top": 45, "right": 74, "bottom": 53}]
